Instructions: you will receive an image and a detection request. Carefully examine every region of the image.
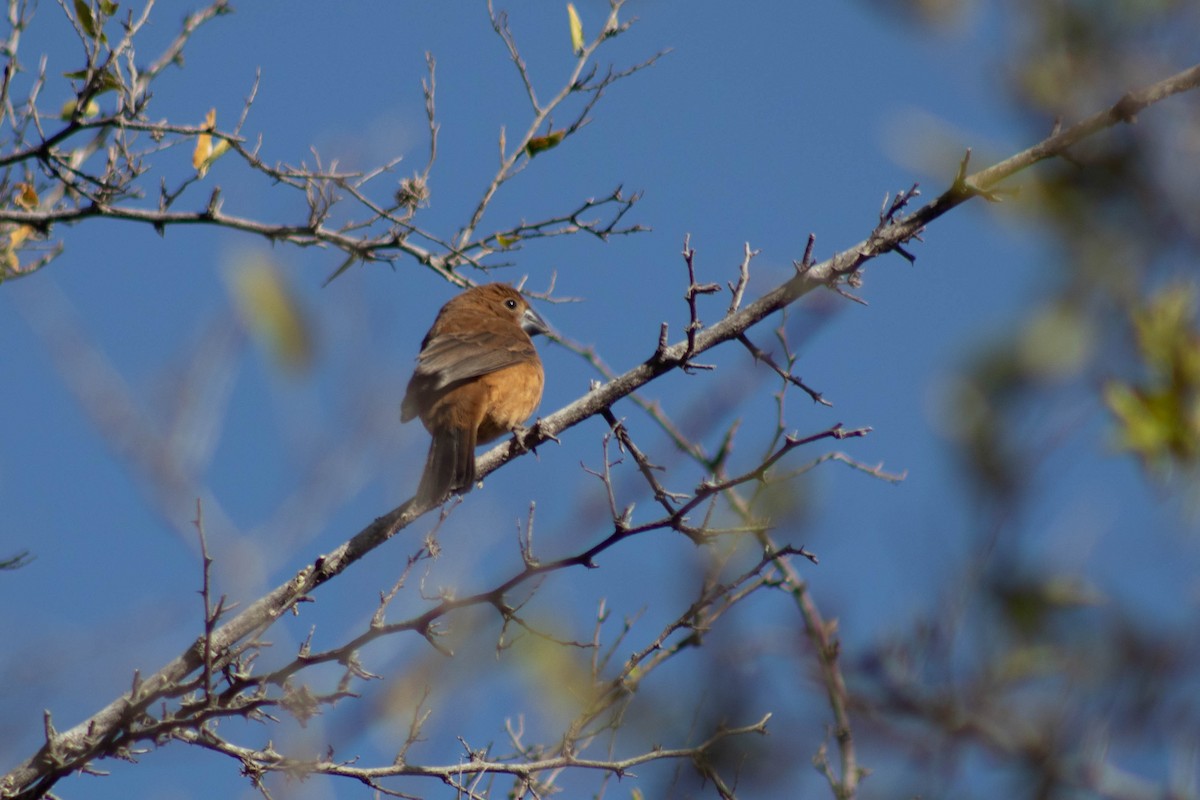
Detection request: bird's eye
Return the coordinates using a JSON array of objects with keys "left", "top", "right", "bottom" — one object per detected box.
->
[{"left": 505, "top": 298, "right": 518, "bottom": 309}]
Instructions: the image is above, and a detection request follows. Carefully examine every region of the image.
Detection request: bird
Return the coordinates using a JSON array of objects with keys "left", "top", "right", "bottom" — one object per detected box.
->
[{"left": 401, "top": 283, "right": 549, "bottom": 505}]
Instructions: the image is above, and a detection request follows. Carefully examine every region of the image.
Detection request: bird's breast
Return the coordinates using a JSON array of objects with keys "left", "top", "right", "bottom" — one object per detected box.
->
[{"left": 475, "top": 360, "right": 545, "bottom": 444}]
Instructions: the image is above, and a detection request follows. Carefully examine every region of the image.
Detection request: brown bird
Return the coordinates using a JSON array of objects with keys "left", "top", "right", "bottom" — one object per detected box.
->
[{"left": 401, "top": 283, "right": 549, "bottom": 505}]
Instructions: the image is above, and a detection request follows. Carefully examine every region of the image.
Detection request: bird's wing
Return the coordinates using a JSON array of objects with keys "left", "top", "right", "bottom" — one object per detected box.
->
[{"left": 414, "top": 328, "right": 537, "bottom": 390}]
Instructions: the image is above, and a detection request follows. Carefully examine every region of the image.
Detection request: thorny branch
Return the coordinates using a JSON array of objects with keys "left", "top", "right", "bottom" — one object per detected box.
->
[
  {"left": 160, "top": 539, "right": 789, "bottom": 795},
  {"left": 467, "top": 0, "right": 663, "bottom": 252},
  {"left": 172, "top": 714, "right": 773, "bottom": 791},
  {"left": 0, "top": 0, "right": 653, "bottom": 284}
]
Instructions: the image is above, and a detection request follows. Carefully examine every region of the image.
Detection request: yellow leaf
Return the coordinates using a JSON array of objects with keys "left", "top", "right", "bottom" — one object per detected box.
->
[
  {"left": 8, "top": 225, "right": 34, "bottom": 248},
  {"left": 525, "top": 130, "right": 565, "bottom": 157},
  {"left": 1, "top": 244, "right": 20, "bottom": 276},
  {"left": 193, "top": 108, "right": 217, "bottom": 174},
  {"left": 59, "top": 98, "right": 100, "bottom": 120},
  {"left": 193, "top": 135, "right": 212, "bottom": 171},
  {"left": 196, "top": 138, "right": 230, "bottom": 178},
  {"left": 566, "top": 3, "right": 585, "bottom": 55},
  {"left": 14, "top": 183, "right": 38, "bottom": 210},
  {"left": 5, "top": 184, "right": 39, "bottom": 251}
]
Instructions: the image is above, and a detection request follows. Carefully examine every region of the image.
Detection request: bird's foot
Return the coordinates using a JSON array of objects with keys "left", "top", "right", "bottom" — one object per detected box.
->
[{"left": 511, "top": 418, "right": 558, "bottom": 454}]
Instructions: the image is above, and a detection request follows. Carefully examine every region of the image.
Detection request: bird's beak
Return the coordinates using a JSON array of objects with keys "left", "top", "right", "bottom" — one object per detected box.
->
[{"left": 522, "top": 306, "right": 551, "bottom": 337}]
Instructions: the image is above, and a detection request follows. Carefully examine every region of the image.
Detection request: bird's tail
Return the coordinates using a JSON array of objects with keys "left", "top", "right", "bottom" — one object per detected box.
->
[{"left": 415, "top": 427, "right": 477, "bottom": 506}]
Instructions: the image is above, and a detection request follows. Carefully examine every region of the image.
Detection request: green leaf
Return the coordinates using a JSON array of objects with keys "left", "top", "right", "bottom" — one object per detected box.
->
[
  {"left": 525, "top": 130, "right": 566, "bottom": 157},
  {"left": 73, "top": 0, "right": 104, "bottom": 41},
  {"left": 1106, "top": 283, "right": 1200, "bottom": 473},
  {"left": 63, "top": 68, "right": 121, "bottom": 95}
]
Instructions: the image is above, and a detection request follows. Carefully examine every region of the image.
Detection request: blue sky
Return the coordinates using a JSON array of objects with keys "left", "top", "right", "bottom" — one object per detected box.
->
[{"left": 2, "top": 2, "right": 1197, "bottom": 797}]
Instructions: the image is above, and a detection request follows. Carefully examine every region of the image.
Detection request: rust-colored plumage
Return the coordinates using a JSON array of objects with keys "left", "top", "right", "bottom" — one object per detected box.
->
[{"left": 402, "top": 283, "right": 548, "bottom": 505}]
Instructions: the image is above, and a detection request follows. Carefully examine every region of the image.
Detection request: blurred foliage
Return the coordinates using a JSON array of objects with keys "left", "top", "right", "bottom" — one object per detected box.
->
[
  {"left": 1105, "top": 284, "right": 1200, "bottom": 475},
  {"left": 857, "top": 560, "right": 1198, "bottom": 796},
  {"left": 863, "top": 0, "right": 974, "bottom": 31},
  {"left": 225, "top": 255, "right": 314, "bottom": 374},
  {"left": 852, "top": 0, "right": 1200, "bottom": 795},
  {"left": 940, "top": 301, "right": 1095, "bottom": 502},
  {"left": 1012, "top": 0, "right": 1199, "bottom": 116},
  {"left": 928, "top": 0, "right": 1200, "bottom": 494}
]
